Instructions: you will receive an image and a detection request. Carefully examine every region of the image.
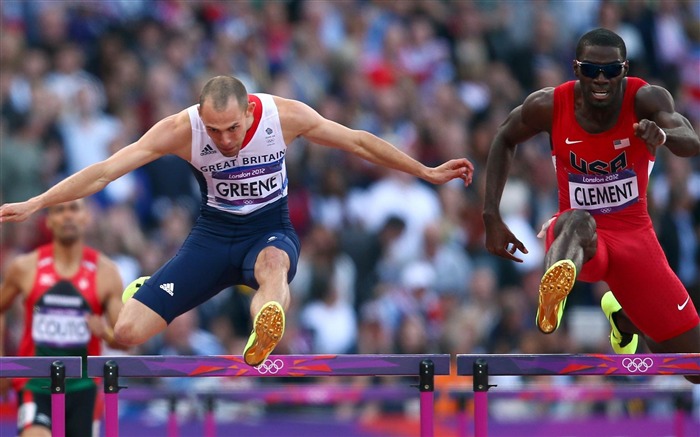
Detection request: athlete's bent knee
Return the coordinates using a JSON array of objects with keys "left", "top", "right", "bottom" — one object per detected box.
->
[
  {"left": 255, "top": 246, "right": 290, "bottom": 273},
  {"left": 113, "top": 319, "right": 148, "bottom": 346},
  {"left": 557, "top": 210, "right": 596, "bottom": 241},
  {"left": 113, "top": 297, "right": 167, "bottom": 346},
  {"left": 567, "top": 209, "right": 595, "bottom": 230}
]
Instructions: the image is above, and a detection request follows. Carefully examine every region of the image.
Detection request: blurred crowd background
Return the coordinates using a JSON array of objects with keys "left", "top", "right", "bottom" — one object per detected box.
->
[{"left": 1, "top": 0, "right": 700, "bottom": 425}]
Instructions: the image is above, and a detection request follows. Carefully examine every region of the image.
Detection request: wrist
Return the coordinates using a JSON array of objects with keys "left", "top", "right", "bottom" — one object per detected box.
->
[
  {"left": 482, "top": 209, "right": 501, "bottom": 221},
  {"left": 27, "top": 197, "right": 44, "bottom": 213},
  {"left": 103, "top": 326, "right": 115, "bottom": 343},
  {"left": 659, "top": 129, "right": 667, "bottom": 146}
]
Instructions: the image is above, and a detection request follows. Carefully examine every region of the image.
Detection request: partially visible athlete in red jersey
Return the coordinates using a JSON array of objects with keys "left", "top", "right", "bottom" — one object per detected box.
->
[
  {"left": 482, "top": 28, "right": 700, "bottom": 383},
  {"left": 0, "top": 199, "right": 126, "bottom": 436}
]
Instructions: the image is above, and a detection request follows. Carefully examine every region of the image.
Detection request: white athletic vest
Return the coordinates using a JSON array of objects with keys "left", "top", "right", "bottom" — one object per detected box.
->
[{"left": 187, "top": 93, "right": 288, "bottom": 215}]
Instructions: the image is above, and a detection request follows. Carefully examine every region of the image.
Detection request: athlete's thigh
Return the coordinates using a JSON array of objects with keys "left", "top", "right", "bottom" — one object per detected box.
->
[
  {"left": 134, "top": 228, "right": 240, "bottom": 323},
  {"left": 241, "top": 228, "right": 301, "bottom": 288},
  {"left": 17, "top": 390, "right": 51, "bottom": 437},
  {"left": 605, "top": 227, "right": 700, "bottom": 343}
]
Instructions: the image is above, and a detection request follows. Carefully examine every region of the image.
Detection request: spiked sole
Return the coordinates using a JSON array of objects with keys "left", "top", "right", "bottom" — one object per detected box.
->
[
  {"left": 244, "top": 301, "right": 285, "bottom": 367},
  {"left": 537, "top": 260, "right": 576, "bottom": 334}
]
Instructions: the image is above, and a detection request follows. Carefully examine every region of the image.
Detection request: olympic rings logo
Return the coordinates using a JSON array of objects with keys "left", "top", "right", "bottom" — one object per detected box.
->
[
  {"left": 621, "top": 357, "right": 653, "bottom": 373},
  {"left": 255, "top": 358, "right": 284, "bottom": 374},
  {"left": 600, "top": 208, "right": 612, "bottom": 214}
]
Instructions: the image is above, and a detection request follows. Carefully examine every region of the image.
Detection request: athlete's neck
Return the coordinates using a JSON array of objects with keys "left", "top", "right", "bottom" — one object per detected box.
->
[{"left": 51, "top": 241, "right": 84, "bottom": 277}]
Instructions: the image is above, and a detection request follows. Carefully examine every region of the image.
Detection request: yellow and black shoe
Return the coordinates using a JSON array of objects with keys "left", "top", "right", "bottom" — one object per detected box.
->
[
  {"left": 122, "top": 276, "right": 150, "bottom": 303},
  {"left": 536, "top": 260, "right": 576, "bottom": 334},
  {"left": 601, "top": 291, "right": 638, "bottom": 354},
  {"left": 243, "top": 301, "right": 285, "bottom": 367}
]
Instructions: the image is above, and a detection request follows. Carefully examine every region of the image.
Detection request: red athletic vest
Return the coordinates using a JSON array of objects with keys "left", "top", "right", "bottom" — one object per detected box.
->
[
  {"left": 14, "top": 244, "right": 102, "bottom": 391},
  {"left": 551, "top": 77, "right": 654, "bottom": 230}
]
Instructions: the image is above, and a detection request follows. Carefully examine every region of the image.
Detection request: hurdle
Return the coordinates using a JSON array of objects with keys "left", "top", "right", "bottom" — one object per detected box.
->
[
  {"left": 0, "top": 357, "right": 83, "bottom": 437},
  {"left": 88, "top": 354, "right": 450, "bottom": 437},
  {"left": 457, "top": 353, "right": 700, "bottom": 437},
  {"left": 115, "top": 383, "right": 423, "bottom": 437}
]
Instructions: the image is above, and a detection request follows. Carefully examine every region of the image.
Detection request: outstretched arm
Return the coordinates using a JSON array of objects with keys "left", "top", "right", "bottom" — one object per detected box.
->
[
  {"left": 0, "top": 111, "right": 192, "bottom": 223},
  {"left": 483, "top": 89, "right": 551, "bottom": 262},
  {"left": 277, "top": 97, "right": 474, "bottom": 186},
  {"left": 635, "top": 85, "right": 700, "bottom": 157}
]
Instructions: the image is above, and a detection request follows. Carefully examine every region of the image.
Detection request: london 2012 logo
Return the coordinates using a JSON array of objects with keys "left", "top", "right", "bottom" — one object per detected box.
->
[
  {"left": 621, "top": 357, "right": 653, "bottom": 373},
  {"left": 255, "top": 358, "right": 284, "bottom": 374}
]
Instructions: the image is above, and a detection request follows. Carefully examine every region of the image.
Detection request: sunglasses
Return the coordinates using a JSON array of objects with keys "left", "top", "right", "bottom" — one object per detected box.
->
[{"left": 575, "top": 61, "right": 625, "bottom": 79}]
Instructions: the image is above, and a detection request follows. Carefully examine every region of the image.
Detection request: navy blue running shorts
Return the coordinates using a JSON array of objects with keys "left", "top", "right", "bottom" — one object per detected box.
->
[{"left": 133, "top": 200, "right": 301, "bottom": 323}]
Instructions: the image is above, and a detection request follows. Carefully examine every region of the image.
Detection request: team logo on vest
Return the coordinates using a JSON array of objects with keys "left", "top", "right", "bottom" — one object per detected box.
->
[
  {"left": 38, "top": 273, "right": 55, "bottom": 287},
  {"left": 265, "top": 127, "right": 276, "bottom": 146},
  {"left": 201, "top": 144, "right": 218, "bottom": 156},
  {"left": 570, "top": 150, "right": 627, "bottom": 175}
]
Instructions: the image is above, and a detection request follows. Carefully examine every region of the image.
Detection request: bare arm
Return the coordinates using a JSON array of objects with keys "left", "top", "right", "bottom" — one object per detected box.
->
[
  {"left": 483, "top": 88, "right": 552, "bottom": 262},
  {"left": 276, "top": 97, "right": 474, "bottom": 186},
  {"left": 0, "top": 315, "right": 7, "bottom": 397},
  {"left": 0, "top": 254, "right": 34, "bottom": 314},
  {"left": 0, "top": 253, "right": 34, "bottom": 361},
  {"left": 85, "top": 254, "right": 128, "bottom": 350},
  {"left": 0, "top": 252, "right": 32, "bottom": 398},
  {"left": 0, "top": 111, "right": 193, "bottom": 223},
  {"left": 0, "top": 260, "right": 22, "bottom": 357},
  {"left": 635, "top": 85, "right": 700, "bottom": 157}
]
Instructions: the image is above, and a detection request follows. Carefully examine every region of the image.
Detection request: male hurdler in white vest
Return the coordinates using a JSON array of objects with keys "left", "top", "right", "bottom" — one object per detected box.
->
[{"left": 0, "top": 76, "right": 474, "bottom": 366}]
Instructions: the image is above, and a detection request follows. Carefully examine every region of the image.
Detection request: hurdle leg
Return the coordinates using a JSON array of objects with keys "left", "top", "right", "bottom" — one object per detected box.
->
[
  {"left": 418, "top": 359, "right": 435, "bottom": 437},
  {"left": 456, "top": 394, "right": 470, "bottom": 437},
  {"left": 50, "top": 361, "right": 66, "bottom": 437},
  {"left": 204, "top": 396, "right": 216, "bottom": 437},
  {"left": 167, "top": 396, "right": 179, "bottom": 437},
  {"left": 103, "top": 360, "right": 122, "bottom": 437},
  {"left": 473, "top": 359, "right": 493, "bottom": 437}
]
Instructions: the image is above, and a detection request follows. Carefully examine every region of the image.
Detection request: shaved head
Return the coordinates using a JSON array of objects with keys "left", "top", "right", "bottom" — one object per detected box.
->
[
  {"left": 576, "top": 28, "right": 627, "bottom": 61},
  {"left": 199, "top": 76, "right": 249, "bottom": 111}
]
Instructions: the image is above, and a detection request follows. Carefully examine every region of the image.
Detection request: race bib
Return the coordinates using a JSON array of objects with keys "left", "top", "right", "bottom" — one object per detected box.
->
[
  {"left": 568, "top": 169, "right": 639, "bottom": 214},
  {"left": 32, "top": 308, "right": 91, "bottom": 348},
  {"left": 212, "top": 158, "right": 287, "bottom": 209}
]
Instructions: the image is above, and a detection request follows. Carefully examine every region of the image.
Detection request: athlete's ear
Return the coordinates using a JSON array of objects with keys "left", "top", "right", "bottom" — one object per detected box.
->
[
  {"left": 623, "top": 60, "right": 629, "bottom": 76},
  {"left": 246, "top": 100, "right": 256, "bottom": 117}
]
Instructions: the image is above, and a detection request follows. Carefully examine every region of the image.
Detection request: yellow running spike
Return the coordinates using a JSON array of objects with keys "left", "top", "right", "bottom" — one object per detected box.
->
[
  {"left": 601, "top": 291, "right": 639, "bottom": 354},
  {"left": 536, "top": 260, "right": 576, "bottom": 334},
  {"left": 243, "top": 301, "right": 285, "bottom": 367}
]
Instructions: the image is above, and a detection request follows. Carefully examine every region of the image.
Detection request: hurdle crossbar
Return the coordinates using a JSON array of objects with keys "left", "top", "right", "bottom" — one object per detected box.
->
[
  {"left": 0, "top": 357, "right": 83, "bottom": 437},
  {"left": 457, "top": 353, "right": 700, "bottom": 437},
  {"left": 88, "top": 354, "right": 450, "bottom": 437},
  {"left": 0, "top": 356, "right": 82, "bottom": 378}
]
